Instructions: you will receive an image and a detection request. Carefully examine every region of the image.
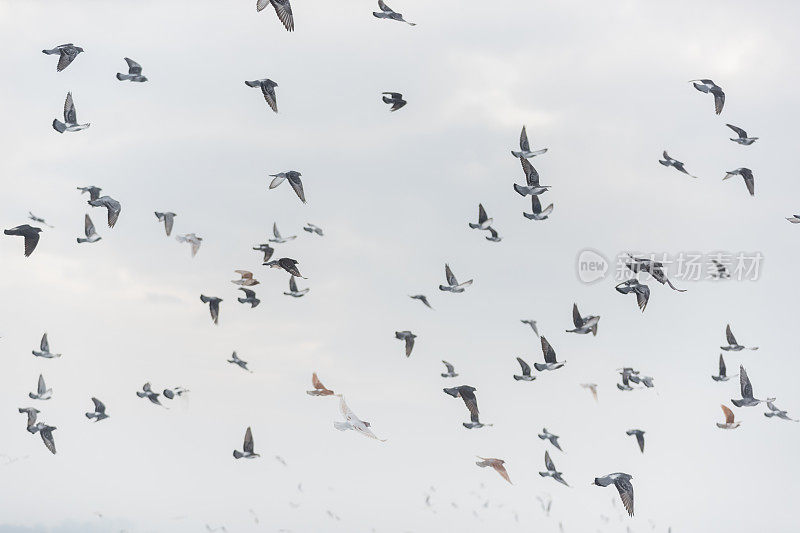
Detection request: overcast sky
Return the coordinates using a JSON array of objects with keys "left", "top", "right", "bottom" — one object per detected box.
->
[{"left": 1, "top": 0, "right": 799, "bottom": 531}]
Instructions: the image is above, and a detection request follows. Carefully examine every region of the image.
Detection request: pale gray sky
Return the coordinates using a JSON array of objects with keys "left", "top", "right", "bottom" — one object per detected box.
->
[{"left": 1, "top": 0, "right": 799, "bottom": 531}]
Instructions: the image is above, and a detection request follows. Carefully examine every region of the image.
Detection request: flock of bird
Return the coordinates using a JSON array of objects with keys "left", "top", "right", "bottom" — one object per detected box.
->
[{"left": 4, "top": 2, "right": 797, "bottom": 532}]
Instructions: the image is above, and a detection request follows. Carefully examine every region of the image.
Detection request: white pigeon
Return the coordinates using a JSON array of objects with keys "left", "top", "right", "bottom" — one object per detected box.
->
[
  {"left": 176, "top": 233, "right": 203, "bottom": 257},
  {"left": 29, "top": 374, "right": 52, "bottom": 400},
  {"left": 53, "top": 92, "right": 90, "bottom": 133},
  {"left": 334, "top": 395, "right": 386, "bottom": 441}
]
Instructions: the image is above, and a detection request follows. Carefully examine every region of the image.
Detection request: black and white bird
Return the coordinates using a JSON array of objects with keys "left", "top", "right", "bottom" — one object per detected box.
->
[
  {"left": 76, "top": 214, "right": 101, "bottom": 244},
  {"left": 723, "top": 168, "right": 755, "bottom": 196},
  {"left": 593, "top": 473, "right": 634, "bottom": 517},
  {"left": 566, "top": 303, "right": 599, "bottom": 335},
  {"left": 439, "top": 264, "right": 473, "bottom": 293},
  {"left": 77, "top": 186, "right": 102, "bottom": 201},
  {"left": 537, "top": 428, "right": 562, "bottom": 451},
  {"left": 764, "top": 402, "right": 798, "bottom": 422},
  {"left": 29, "top": 374, "right": 52, "bottom": 400},
  {"left": 511, "top": 125, "right": 547, "bottom": 159},
  {"left": 176, "top": 233, "right": 202, "bottom": 257},
  {"left": 154, "top": 212, "right": 176, "bottom": 236},
  {"left": 303, "top": 223, "right": 323, "bottom": 236},
  {"left": 513, "top": 357, "right": 535, "bottom": 381},
  {"left": 539, "top": 451, "right": 568, "bottom": 486},
  {"left": 514, "top": 157, "right": 551, "bottom": 196},
  {"left": 18, "top": 407, "right": 40, "bottom": 432},
  {"left": 200, "top": 295, "right": 222, "bottom": 325},
  {"left": 32, "top": 333, "right": 60, "bottom": 359},
  {"left": 523, "top": 195, "right": 553, "bottom": 220},
  {"left": 163, "top": 386, "right": 189, "bottom": 400},
  {"left": 485, "top": 227, "right": 502, "bottom": 242},
  {"left": 264, "top": 257, "right": 305, "bottom": 278},
  {"left": 334, "top": 395, "right": 387, "bottom": 441},
  {"left": 227, "top": 351, "right": 252, "bottom": 372},
  {"left": 441, "top": 360, "right": 458, "bottom": 378},
  {"left": 28, "top": 212, "right": 54, "bottom": 228},
  {"left": 521, "top": 319, "right": 539, "bottom": 336},
  {"left": 469, "top": 204, "right": 493, "bottom": 230},
  {"left": 395, "top": 330, "right": 416, "bottom": 357},
  {"left": 269, "top": 222, "right": 297, "bottom": 243},
  {"left": 85, "top": 398, "right": 109, "bottom": 422},
  {"left": 284, "top": 276, "right": 309, "bottom": 297},
  {"left": 53, "top": 92, "right": 90, "bottom": 133},
  {"left": 4, "top": 225, "right": 42, "bottom": 257},
  {"left": 256, "top": 0, "right": 294, "bottom": 31},
  {"left": 615, "top": 279, "right": 650, "bottom": 311},
  {"left": 658, "top": 151, "right": 698, "bottom": 178},
  {"left": 381, "top": 92, "right": 407, "bottom": 111},
  {"left": 373, "top": 0, "right": 415, "bottom": 25},
  {"left": 233, "top": 427, "right": 260, "bottom": 459},
  {"left": 136, "top": 383, "right": 162, "bottom": 406},
  {"left": 617, "top": 370, "right": 635, "bottom": 391},
  {"left": 534, "top": 336, "right": 565, "bottom": 371},
  {"left": 32, "top": 423, "right": 57, "bottom": 455},
  {"left": 245, "top": 78, "right": 279, "bottom": 112},
  {"left": 443, "top": 385, "right": 490, "bottom": 429},
  {"left": 626, "top": 429, "right": 645, "bottom": 453},
  {"left": 116, "top": 57, "right": 147, "bottom": 82},
  {"left": 721, "top": 324, "right": 758, "bottom": 351},
  {"left": 87, "top": 196, "right": 121, "bottom": 228},
  {"left": 269, "top": 171, "right": 306, "bottom": 203},
  {"left": 237, "top": 287, "right": 260, "bottom": 308},
  {"left": 712, "top": 354, "right": 735, "bottom": 382},
  {"left": 689, "top": 79, "right": 725, "bottom": 114},
  {"left": 731, "top": 365, "right": 774, "bottom": 407},
  {"left": 625, "top": 254, "right": 685, "bottom": 292},
  {"left": 253, "top": 243, "right": 275, "bottom": 262},
  {"left": 409, "top": 294, "right": 433, "bottom": 309},
  {"left": 726, "top": 124, "right": 757, "bottom": 145},
  {"left": 42, "top": 43, "right": 83, "bottom": 71}
]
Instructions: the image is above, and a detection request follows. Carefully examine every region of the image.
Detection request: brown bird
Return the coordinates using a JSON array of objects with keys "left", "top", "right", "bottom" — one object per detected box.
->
[
  {"left": 306, "top": 373, "right": 334, "bottom": 396},
  {"left": 475, "top": 457, "right": 511, "bottom": 484},
  {"left": 717, "top": 404, "right": 741, "bottom": 429},
  {"left": 232, "top": 270, "right": 260, "bottom": 286}
]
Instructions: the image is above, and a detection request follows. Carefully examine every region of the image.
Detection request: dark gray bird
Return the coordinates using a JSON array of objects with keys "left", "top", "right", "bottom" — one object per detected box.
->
[
  {"left": 36, "top": 424, "right": 57, "bottom": 454},
  {"left": 409, "top": 294, "right": 433, "bottom": 309},
  {"left": 566, "top": 303, "right": 599, "bottom": 335},
  {"left": 537, "top": 428, "right": 562, "bottom": 451},
  {"left": 593, "top": 473, "right": 634, "bottom": 517},
  {"left": 53, "top": 92, "right": 90, "bottom": 133},
  {"left": 539, "top": 451, "right": 568, "bottom": 486},
  {"left": 764, "top": 402, "right": 798, "bottom": 422},
  {"left": 723, "top": 168, "right": 755, "bottom": 196},
  {"left": 154, "top": 212, "right": 176, "bottom": 236},
  {"left": 615, "top": 279, "right": 650, "bottom": 311},
  {"left": 625, "top": 254, "right": 685, "bottom": 292},
  {"left": 469, "top": 204, "right": 493, "bottom": 230},
  {"left": 264, "top": 257, "right": 305, "bottom": 278},
  {"left": 626, "top": 429, "right": 645, "bottom": 453},
  {"left": 32, "top": 333, "right": 60, "bottom": 358},
  {"left": 534, "top": 336, "right": 565, "bottom": 371},
  {"left": 441, "top": 360, "right": 458, "bottom": 378},
  {"left": 269, "top": 171, "right": 305, "bottom": 203},
  {"left": 87, "top": 196, "right": 121, "bottom": 228},
  {"left": 485, "top": 227, "right": 502, "bottom": 242},
  {"left": 85, "top": 398, "right": 109, "bottom": 422},
  {"left": 253, "top": 243, "right": 275, "bottom": 262},
  {"left": 77, "top": 186, "right": 102, "bottom": 201},
  {"left": 721, "top": 324, "right": 758, "bottom": 351},
  {"left": 617, "top": 369, "right": 635, "bottom": 391},
  {"left": 439, "top": 263, "right": 473, "bottom": 293},
  {"left": 237, "top": 287, "right": 260, "bottom": 308},
  {"left": 163, "top": 386, "right": 189, "bottom": 400},
  {"left": 382, "top": 92, "right": 407, "bottom": 111},
  {"left": 136, "top": 382, "right": 162, "bottom": 406},
  {"left": 658, "top": 151, "right": 698, "bottom": 178},
  {"left": 233, "top": 427, "right": 260, "bottom": 459},
  {"left": 42, "top": 43, "right": 83, "bottom": 72},
  {"left": 395, "top": 330, "right": 416, "bottom": 357},
  {"left": 373, "top": 0, "right": 415, "bottom": 25},
  {"left": 689, "top": 79, "right": 725, "bottom": 114},
  {"left": 712, "top": 354, "right": 736, "bottom": 382},
  {"left": 726, "top": 124, "right": 757, "bottom": 145},
  {"left": 284, "top": 275, "right": 309, "bottom": 297},
  {"left": 245, "top": 78, "right": 279, "bottom": 112},
  {"left": 513, "top": 357, "right": 535, "bottom": 381},
  {"left": 29, "top": 374, "right": 52, "bottom": 400},
  {"left": 731, "top": 365, "right": 774, "bottom": 407},
  {"left": 4, "top": 225, "right": 42, "bottom": 256},
  {"left": 511, "top": 125, "right": 547, "bottom": 159},
  {"left": 514, "top": 157, "right": 551, "bottom": 196},
  {"left": 443, "top": 385, "right": 490, "bottom": 429},
  {"left": 227, "top": 351, "right": 252, "bottom": 372},
  {"left": 116, "top": 58, "right": 147, "bottom": 82},
  {"left": 200, "top": 295, "right": 222, "bottom": 325},
  {"left": 76, "top": 214, "right": 101, "bottom": 244},
  {"left": 28, "top": 212, "right": 54, "bottom": 228},
  {"left": 709, "top": 259, "right": 730, "bottom": 279},
  {"left": 256, "top": 0, "right": 294, "bottom": 31},
  {"left": 303, "top": 223, "right": 323, "bottom": 236},
  {"left": 523, "top": 195, "right": 553, "bottom": 220}
]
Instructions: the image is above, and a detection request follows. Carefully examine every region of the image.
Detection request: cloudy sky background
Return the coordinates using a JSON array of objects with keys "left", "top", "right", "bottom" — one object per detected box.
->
[{"left": 1, "top": 0, "right": 799, "bottom": 531}]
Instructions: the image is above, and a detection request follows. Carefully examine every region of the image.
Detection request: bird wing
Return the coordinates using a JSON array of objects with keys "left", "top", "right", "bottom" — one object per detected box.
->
[
  {"left": 288, "top": 276, "right": 299, "bottom": 292},
  {"left": 726, "top": 325, "right": 737, "bottom": 346},
  {"left": 636, "top": 285, "right": 650, "bottom": 311},
  {"left": 725, "top": 123, "right": 747, "bottom": 138},
  {"left": 84, "top": 214, "right": 96, "bottom": 237},
  {"left": 22, "top": 231, "right": 40, "bottom": 257},
  {"left": 572, "top": 303, "right": 583, "bottom": 328},
  {"left": 519, "top": 126, "right": 530, "bottom": 152},
  {"left": 377, "top": 0, "right": 392, "bottom": 12},
  {"left": 615, "top": 477, "right": 634, "bottom": 516},
  {"left": 40, "top": 333, "right": 49, "bottom": 352},
  {"left": 540, "top": 336, "right": 557, "bottom": 364},
  {"left": 544, "top": 450, "right": 555, "bottom": 472},
  {"left": 477, "top": 203, "right": 487, "bottom": 224},
  {"left": 256, "top": 0, "right": 270, "bottom": 11},
  {"left": 124, "top": 57, "right": 142, "bottom": 75},
  {"left": 236, "top": 270, "right": 253, "bottom": 280},
  {"left": 520, "top": 157, "right": 539, "bottom": 186},
  {"left": 405, "top": 335, "right": 414, "bottom": 356},
  {"left": 270, "top": 0, "right": 294, "bottom": 31},
  {"left": 57, "top": 48, "right": 78, "bottom": 72},
  {"left": 744, "top": 173, "right": 754, "bottom": 196},
  {"left": 711, "top": 87, "right": 725, "bottom": 115},
  {"left": 37, "top": 374, "right": 46, "bottom": 395},
  {"left": 636, "top": 432, "right": 645, "bottom": 453},
  {"left": 288, "top": 174, "right": 306, "bottom": 203},
  {"left": 243, "top": 427, "right": 254, "bottom": 454},
  {"left": 718, "top": 354, "right": 726, "bottom": 376},
  {"left": 740, "top": 366, "right": 753, "bottom": 398},
  {"left": 493, "top": 463, "right": 512, "bottom": 484},
  {"left": 530, "top": 194, "right": 542, "bottom": 214},
  {"left": 40, "top": 428, "right": 56, "bottom": 454},
  {"left": 164, "top": 214, "right": 174, "bottom": 236},
  {"left": 721, "top": 404, "right": 735, "bottom": 424},
  {"left": 92, "top": 397, "right": 106, "bottom": 413},
  {"left": 260, "top": 83, "right": 278, "bottom": 112},
  {"left": 516, "top": 357, "right": 530, "bottom": 376},
  {"left": 312, "top": 373, "right": 327, "bottom": 391},
  {"left": 64, "top": 92, "right": 77, "bottom": 123},
  {"left": 273, "top": 222, "right": 281, "bottom": 238},
  {"left": 442, "top": 360, "right": 455, "bottom": 373},
  {"left": 445, "top": 264, "right": 457, "bottom": 286}
]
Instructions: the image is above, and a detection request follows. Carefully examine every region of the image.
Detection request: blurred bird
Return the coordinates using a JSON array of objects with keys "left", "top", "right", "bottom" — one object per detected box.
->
[
  {"left": 712, "top": 354, "right": 736, "bottom": 382},
  {"left": 539, "top": 451, "right": 568, "bottom": 486},
  {"left": 439, "top": 263, "right": 473, "bottom": 293},
  {"left": 475, "top": 457, "right": 511, "bottom": 484},
  {"left": 581, "top": 383, "right": 598, "bottom": 402},
  {"left": 395, "top": 330, "right": 416, "bottom": 357},
  {"left": 410, "top": 294, "right": 433, "bottom": 309},
  {"left": 53, "top": 92, "right": 90, "bottom": 133},
  {"left": 42, "top": 43, "right": 83, "bottom": 71},
  {"left": 373, "top": 1, "right": 415, "bottom": 25},
  {"left": 381, "top": 92, "right": 407, "bottom": 111},
  {"left": 717, "top": 405, "right": 740, "bottom": 429},
  {"left": 521, "top": 319, "right": 539, "bottom": 336},
  {"left": 76, "top": 214, "right": 101, "bottom": 243},
  {"left": 764, "top": 402, "right": 798, "bottom": 422},
  {"left": 253, "top": 243, "right": 275, "bottom": 262},
  {"left": 441, "top": 360, "right": 458, "bottom": 378},
  {"left": 227, "top": 351, "right": 251, "bottom": 372},
  {"left": 200, "top": 295, "right": 222, "bottom": 325},
  {"left": 237, "top": 288, "right": 260, "bottom": 308},
  {"left": 86, "top": 398, "right": 109, "bottom": 422},
  {"left": 154, "top": 212, "right": 176, "bottom": 236},
  {"left": 77, "top": 186, "right": 102, "bottom": 201},
  {"left": 485, "top": 227, "right": 502, "bottom": 242},
  {"left": 626, "top": 429, "right": 645, "bottom": 453},
  {"left": 306, "top": 373, "right": 334, "bottom": 396},
  {"left": 303, "top": 223, "right": 323, "bottom": 236},
  {"left": 28, "top": 212, "right": 54, "bottom": 228},
  {"left": 176, "top": 233, "right": 202, "bottom": 257},
  {"left": 269, "top": 223, "right": 297, "bottom": 243},
  {"left": 658, "top": 151, "right": 698, "bottom": 178},
  {"left": 136, "top": 383, "right": 162, "bottom": 406},
  {"left": 18, "top": 407, "right": 40, "bottom": 432},
  {"left": 116, "top": 57, "right": 147, "bottom": 82},
  {"left": 689, "top": 79, "right": 725, "bottom": 114},
  {"left": 233, "top": 427, "right": 260, "bottom": 459},
  {"left": 245, "top": 78, "right": 279, "bottom": 112},
  {"left": 284, "top": 276, "right": 309, "bottom": 297},
  {"left": 511, "top": 125, "right": 547, "bottom": 159},
  {"left": 232, "top": 270, "right": 259, "bottom": 286},
  {"left": 538, "top": 428, "right": 562, "bottom": 451},
  {"left": 615, "top": 279, "right": 650, "bottom": 311}
]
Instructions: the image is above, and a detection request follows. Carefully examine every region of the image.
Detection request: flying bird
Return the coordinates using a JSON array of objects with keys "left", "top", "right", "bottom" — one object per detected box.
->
[
  {"left": 237, "top": 287, "right": 260, "bottom": 308},
  {"left": 306, "top": 373, "right": 334, "bottom": 396},
  {"left": 625, "top": 254, "right": 685, "bottom": 292},
  {"left": 303, "top": 223, "right": 323, "bottom": 236},
  {"left": 77, "top": 186, "right": 102, "bottom": 201},
  {"left": 32, "top": 333, "right": 60, "bottom": 358},
  {"left": 469, "top": 204, "right": 493, "bottom": 230},
  {"left": 34, "top": 423, "right": 57, "bottom": 454},
  {"left": 615, "top": 279, "right": 650, "bottom": 311},
  {"left": 176, "top": 233, "right": 202, "bottom": 257},
  {"left": 534, "top": 336, "right": 565, "bottom": 371},
  {"left": 19, "top": 407, "right": 40, "bottom": 433},
  {"left": 513, "top": 357, "right": 535, "bottom": 381},
  {"left": 28, "top": 212, "right": 54, "bottom": 228},
  {"left": 87, "top": 196, "right": 121, "bottom": 228},
  {"left": 581, "top": 383, "right": 599, "bottom": 402},
  {"left": 256, "top": 0, "right": 294, "bottom": 31},
  {"left": 723, "top": 168, "right": 755, "bottom": 196},
  {"left": 269, "top": 171, "right": 306, "bottom": 203},
  {"left": 232, "top": 270, "right": 259, "bottom": 287},
  {"left": 443, "top": 385, "right": 490, "bottom": 429},
  {"left": 439, "top": 263, "right": 473, "bottom": 293},
  {"left": 717, "top": 405, "right": 740, "bottom": 429},
  {"left": 373, "top": 1, "right": 415, "bottom": 25},
  {"left": 689, "top": 79, "right": 725, "bottom": 114},
  {"left": 334, "top": 395, "right": 386, "bottom": 441},
  {"left": 200, "top": 295, "right": 222, "bottom": 325},
  {"left": 731, "top": 365, "right": 775, "bottom": 407},
  {"left": 475, "top": 457, "right": 511, "bottom": 484},
  {"left": 566, "top": 303, "right": 599, "bottom": 335},
  {"left": 658, "top": 151, "right": 698, "bottom": 178},
  {"left": 787, "top": 214, "right": 800, "bottom": 224},
  {"left": 4, "top": 225, "right": 42, "bottom": 256},
  {"left": 53, "top": 92, "right": 90, "bottom": 133},
  {"left": 86, "top": 398, "right": 109, "bottom": 422},
  {"left": 42, "top": 43, "right": 83, "bottom": 71},
  {"left": 538, "top": 428, "right": 562, "bottom": 451},
  {"left": 521, "top": 319, "right": 539, "bottom": 336},
  {"left": 617, "top": 370, "right": 635, "bottom": 391},
  {"left": 593, "top": 473, "right": 634, "bottom": 517},
  {"left": 29, "top": 374, "right": 52, "bottom": 400},
  {"left": 441, "top": 360, "right": 458, "bottom": 378},
  {"left": 154, "top": 212, "right": 176, "bottom": 236},
  {"left": 764, "top": 402, "right": 798, "bottom": 422},
  {"left": 539, "top": 451, "right": 568, "bottom": 486},
  {"left": 269, "top": 222, "right": 297, "bottom": 243},
  {"left": 523, "top": 195, "right": 553, "bottom": 220},
  {"left": 485, "top": 227, "right": 502, "bottom": 242},
  {"left": 395, "top": 330, "right": 416, "bottom": 357},
  {"left": 514, "top": 157, "right": 551, "bottom": 196},
  {"left": 253, "top": 243, "right": 275, "bottom": 262},
  {"left": 227, "top": 351, "right": 252, "bottom": 372},
  {"left": 725, "top": 124, "right": 757, "bottom": 145},
  {"left": 709, "top": 259, "right": 730, "bottom": 279},
  {"left": 381, "top": 92, "right": 407, "bottom": 111},
  {"left": 116, "top": 57, "right": 148, "bottom": 82},
  {"left": 76, "top": 214, "right": 101, "bottom": 244},
  {"left": 409, "top": 294, "right": 433, "bottom": 309},
  {"left": 264, "top": 257, "right": 305, "bottom": 278},
  {"left": 136, "top": 383, "right": 162, "bottom": 406},
  {"left": 233, "top": 427, "right": 260, "bottom": 459},
  {"left": 626, "top": 429, "right": 645, "bottom": 453},
  {"left": 245, "top": 78, "right": 279, "bottom": 112},
  {"left": 511, "top": 125, "right": 548, "bottom": 159},
  {"left": 721, "top": 324, "right": 758, "bottom": 351},
  {"left": 712, "top": 354, "right": 735, "bottom": 382},
  {"left": 284, "top": 276, "right": 309, "bottom": 297}
]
